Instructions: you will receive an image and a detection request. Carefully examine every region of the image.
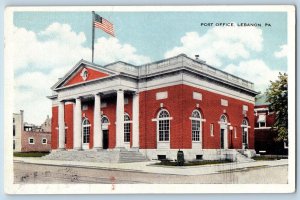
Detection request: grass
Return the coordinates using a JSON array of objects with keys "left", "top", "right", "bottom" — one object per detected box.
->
[
  {"left": 13, "top": 152, "right": 50, "bottom": 157},
  {"left": 155, "top": 159, "right": 232, "bottom": 166},
  {"left": 252, "top": 155, "right": 287, "bottom": 161}
]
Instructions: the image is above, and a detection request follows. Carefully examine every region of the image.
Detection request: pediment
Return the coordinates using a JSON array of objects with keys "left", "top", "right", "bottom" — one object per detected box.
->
[{"left": 53, "top": 60, "right": 117, "bottom": 90}]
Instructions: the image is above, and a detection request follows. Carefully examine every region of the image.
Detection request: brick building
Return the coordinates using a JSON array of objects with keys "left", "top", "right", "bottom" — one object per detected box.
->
[
  {"left": 48, "top": 54, "right": 258, "bottom": 161},
  {"left": 13, "top": 110, "right": 51, "bottom": 152},
  {"left": 254, "top": 95, "right": 288, "bottom": 155}
]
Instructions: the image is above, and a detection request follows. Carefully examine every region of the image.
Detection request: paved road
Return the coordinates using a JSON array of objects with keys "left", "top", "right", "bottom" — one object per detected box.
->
[{"left": 14, "top": 161, "right": 288, "bottom": 184}]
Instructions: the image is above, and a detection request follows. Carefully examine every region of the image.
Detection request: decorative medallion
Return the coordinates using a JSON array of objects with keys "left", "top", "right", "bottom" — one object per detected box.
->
[{"left": 80, "top": 68, "right": 88, "bottom": 81}]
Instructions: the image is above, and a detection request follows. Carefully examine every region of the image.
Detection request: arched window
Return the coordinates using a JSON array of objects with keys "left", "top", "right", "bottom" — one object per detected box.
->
[
  {"left": 82, "top": 118, "right": 91, "bottom": 144},
  {"left": 191, "top": 110, "right": 202, "bottom": 141},
  {"left": 124, "top": 113, "right": 131, "bottom": 142},
  {"left": 157, "top": 109, "right": 170, "bottom": 141},
  {"left": 101, "top": 115, "right": 110, "bottom": 124},
  {"left": 220, "top": 114, "right": 227, "bottom": 123},
  {"left": 242, "top": 119, "right": 248, "bottom": 147}
]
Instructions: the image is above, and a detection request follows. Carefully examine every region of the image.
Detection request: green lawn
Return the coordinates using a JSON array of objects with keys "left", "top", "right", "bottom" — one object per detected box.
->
[
  {"left": 252, "top": 155, "right": 287, "bottom": 161},
  {"left": 13, "top": 152, "right": 50, "bottom": 157}
]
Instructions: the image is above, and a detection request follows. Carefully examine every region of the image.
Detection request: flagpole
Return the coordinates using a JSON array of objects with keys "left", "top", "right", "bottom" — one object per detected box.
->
[{"left": 91, "top": 11, "right": 95, "bottom": 63}]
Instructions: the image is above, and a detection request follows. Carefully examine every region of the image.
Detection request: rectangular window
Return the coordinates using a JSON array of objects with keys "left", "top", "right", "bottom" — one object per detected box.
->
[
  {"left": 243, "top": 105, "right": 248, "bottom": 111},
  {"left": 13, "top": 140, "right": 15, "bottom": 150},
  {"left": 192, "top": 120, "right": 200, "bottom": 141},
  {"left": 124, "top": 123, "right": 130, "bottom": 142},
  {"left": 13, "top": 125, "right": 15, "bottom": 136},
  {"left": 159, "top": 119, "right": 169, "bottom": 141},
  {"left": 257, "top": 114, "right": 266, "bottom": 128},
  {"left": 210, "top": 124, "right": 214, "bottom": 136},
  {"left": 42, "top": 138, "right": 47, "bottom": 144},
  {"left": 29, "top": 138, "right": 34, "bottom": 144}
]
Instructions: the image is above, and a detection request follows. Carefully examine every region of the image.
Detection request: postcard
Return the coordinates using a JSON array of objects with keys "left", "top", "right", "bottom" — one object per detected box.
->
[{"left": 4, "top": 5, "right": 295, "bottom": 194}]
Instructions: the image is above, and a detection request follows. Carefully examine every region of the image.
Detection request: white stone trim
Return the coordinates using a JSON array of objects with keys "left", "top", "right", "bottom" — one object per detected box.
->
[
  {"left": 243, "top": 105, "right": 248, "bottom": 111},
  {"left": 138, "top": 74, "right": 255, "bottom": 104},
  {"left": 189, "top": 117, "right": 206, "bottom": 122},
  {"left": 132, "top": 93, "right": 140, "bottom": 148},
  {"left": 116, "top": 90, "right": 125, "bottom": 148},
  {"left": 73, "top": 98, "right": 82, "bottom": 150},
  {"left": 58, "top": 101, "right": 65, "bottom": 149},
  {"left": 156, "top": 91, "right": 168, "bottom": 100},
  {"left": 152, "top": 117, "right": 173, "bottom": 122},
  {"left": 221, "top": 99, "right": 228, "bottom": 106},
  {"left": 93, "top": 94, "right": 102, "bottom": 149},
  {"left": 254, "top": 127, "right": 272, "bottom": 130},
  {"left": 193, "top": 92, "right": 202, "bottom": 100}
]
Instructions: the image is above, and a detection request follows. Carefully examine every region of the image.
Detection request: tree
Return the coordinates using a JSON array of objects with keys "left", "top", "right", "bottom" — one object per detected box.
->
[{"left": 266, "top": 72, "right": 288, "bottom": 141}]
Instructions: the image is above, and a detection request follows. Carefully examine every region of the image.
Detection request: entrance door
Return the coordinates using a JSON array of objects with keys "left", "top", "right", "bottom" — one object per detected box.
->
[
  {"left": 103, "top": 130, "right": 109, "bottom": 149},
  {"left": 220, "top": 129, "right": 225, "bottom": 149}
]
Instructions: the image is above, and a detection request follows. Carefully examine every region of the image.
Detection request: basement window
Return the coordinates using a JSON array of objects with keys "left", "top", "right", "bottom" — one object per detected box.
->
[
  {"left": 196, "top": 155, "right": 203, "bottom": 160},
  {"left": 157, "top": 155, "right": 167, "bottom": 160}
]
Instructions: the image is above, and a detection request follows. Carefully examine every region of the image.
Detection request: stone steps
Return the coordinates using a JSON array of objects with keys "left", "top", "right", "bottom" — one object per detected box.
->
[{"left": 236, "top": 150, "right": 255, "bottom": 163}]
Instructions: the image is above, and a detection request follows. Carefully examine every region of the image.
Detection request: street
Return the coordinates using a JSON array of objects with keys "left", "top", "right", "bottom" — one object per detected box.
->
[{"left": 14, "top": 161, "right": 288, "bottom": 184}]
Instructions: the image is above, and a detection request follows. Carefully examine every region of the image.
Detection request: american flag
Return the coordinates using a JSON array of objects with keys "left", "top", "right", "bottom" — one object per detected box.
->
[{"left": 93, "top": 13, "right": 115, "bottom": 37}]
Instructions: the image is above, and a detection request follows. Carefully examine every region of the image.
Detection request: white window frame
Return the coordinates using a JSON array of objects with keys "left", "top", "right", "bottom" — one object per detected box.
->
[
  {"left": 28, "top": 137, "right": 35, "bottom": 144},
  {"left": 82, "top": 118, "right": 91, "bottom": 144},
  {"left": 124, "top": 113, "right": 131, "bottom": 143},
  {"left": 242, "top": 119, "right": 249, "bottom": 149},
  {"left": 191, "top": 110, "right": 202, "bottom": 142},
  {"left": 257, "top": 114, "right": 267, "bottom": 128},
  {"left": 157, "top": 109, "right": 171, "bottom": 142},
  {"left": 42, "top": 138, "right": 47, "bottom": 144}
]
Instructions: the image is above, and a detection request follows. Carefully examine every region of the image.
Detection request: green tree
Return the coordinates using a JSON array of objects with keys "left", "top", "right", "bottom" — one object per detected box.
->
[{"left": 266, "top": 72, "right": 288, "bottom": 141}]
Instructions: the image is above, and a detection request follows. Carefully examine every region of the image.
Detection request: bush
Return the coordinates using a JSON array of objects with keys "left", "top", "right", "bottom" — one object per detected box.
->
[{"left": 13, "top": 152, "right": 50, "bottom": 157}]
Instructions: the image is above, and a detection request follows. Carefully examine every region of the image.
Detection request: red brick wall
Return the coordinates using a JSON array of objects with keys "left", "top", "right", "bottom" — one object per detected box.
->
[
  {"left": 51, "top": 106, "right": 58, "bottom": 149},
  {"left": 51, "top": 84, "right": 255, "bottom": 150},
  {"left": 21, "top": 131, "right": 51, "bottom": 152},
  {"left": 139, "top": 84, "right": 254, "bottom": 149},
  {"left": 65, "top": 104, "right": 74, "bottom": 149}
]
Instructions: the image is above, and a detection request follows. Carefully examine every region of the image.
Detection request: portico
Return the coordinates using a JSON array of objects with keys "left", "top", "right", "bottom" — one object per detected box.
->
[{"left": 56, "top": 88, "right": 139, "bottom": 151}]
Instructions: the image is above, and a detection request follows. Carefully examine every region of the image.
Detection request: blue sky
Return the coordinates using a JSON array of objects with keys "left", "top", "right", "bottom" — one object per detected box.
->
[{"left": 11, "top": 11, "right": 288, "bottom": 124}]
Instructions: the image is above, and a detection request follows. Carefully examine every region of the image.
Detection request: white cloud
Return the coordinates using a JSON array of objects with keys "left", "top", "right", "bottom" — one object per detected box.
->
[
  {"left": 94, "top": 37, "right": 151, "bottom": 65},
  {"left": 223, "top": 59, "right": 280, "bottom": 93},
  {"left": 274, "top": 44, "right": 288, "bottom": 58},
  {"left": 11, "top": 23, "right": 150, "bottom": 124},
  {"left": 164, "top": 25, "right": 263, "bottom": 67}
]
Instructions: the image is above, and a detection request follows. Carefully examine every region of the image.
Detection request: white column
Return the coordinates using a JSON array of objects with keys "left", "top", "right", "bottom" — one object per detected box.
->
[
  {"left": 73, "top": 98, "right": 82, "bottom": 150},
  {"left": 132, "top": 92, "right": 139, "bottom": 149},
  {"left": 116, "top": 89, "right": 124, "bottom": 148},
  {"left": 58, "top": 101, "right": 65, "bottom": 150},
  {"left": 93, "top": 94, "right": 102, "bottom": 150}
]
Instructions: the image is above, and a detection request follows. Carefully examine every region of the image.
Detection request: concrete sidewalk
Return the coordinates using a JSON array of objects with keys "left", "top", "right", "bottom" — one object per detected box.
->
[{"left": 13, "top": 157, "right": 288, "bottom": 176}]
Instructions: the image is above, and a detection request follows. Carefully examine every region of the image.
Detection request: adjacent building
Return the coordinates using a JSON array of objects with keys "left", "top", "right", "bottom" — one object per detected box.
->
[
  {"left": 48, "top": 54, "right": 259, "bottom": 160},
  {"left": 13, "top": 110, "right": 51, "bottom": 152},
  {"left": 254, "top": 95, "right": 288, "bottom": 155}
]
